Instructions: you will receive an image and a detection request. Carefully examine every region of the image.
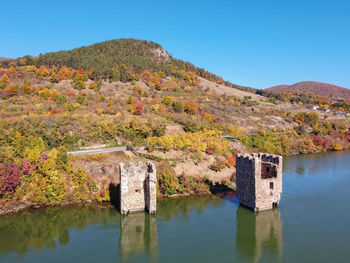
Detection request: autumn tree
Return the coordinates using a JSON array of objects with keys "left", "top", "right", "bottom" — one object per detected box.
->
[
  {"left": 0, "top": 74, "right": 9, "bottom": 89},
  {"left": 50, "top": 72, "right": 60, "bottom": 83},
  {"left": 36, "top": 66, "right": 50, "bottom": 77},
  {"left": 184, "top": 100, "right": 198, "bottom": 115},
  {"left": 172, "top": 101, "right": 183, "bottom": 112}
]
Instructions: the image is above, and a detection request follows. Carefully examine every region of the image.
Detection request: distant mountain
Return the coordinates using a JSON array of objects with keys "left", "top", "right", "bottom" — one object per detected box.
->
[
  {"left": 267, "top": 81, "right": 350, "bottom": 101},
  {"left": 0, "top": 57, "right": 13, "bottom": 61}
]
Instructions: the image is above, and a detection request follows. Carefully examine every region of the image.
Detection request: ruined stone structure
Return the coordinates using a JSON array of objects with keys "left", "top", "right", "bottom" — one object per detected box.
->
[
  {"left": 236, "top": 153, "right": 282, "bottom": 211},
  {"left": 119, "top": 161, "right": 156, "bottom": 214}
]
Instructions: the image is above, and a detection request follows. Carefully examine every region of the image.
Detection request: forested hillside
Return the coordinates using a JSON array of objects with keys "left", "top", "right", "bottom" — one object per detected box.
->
[
  {"left": 0, "top": 38, "right": 349, "bottom": 213},
  {"left": 1, "top": 38, "right": 252, "bottom": 92}
]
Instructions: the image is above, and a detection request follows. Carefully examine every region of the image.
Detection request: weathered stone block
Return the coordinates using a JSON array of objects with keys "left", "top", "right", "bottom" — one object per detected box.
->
[
  {"left": 119, "top": 161, "right": 156, "bottom": 214},
  {"left": 236, "top": 153, "right": 282, "bottom": 212}
]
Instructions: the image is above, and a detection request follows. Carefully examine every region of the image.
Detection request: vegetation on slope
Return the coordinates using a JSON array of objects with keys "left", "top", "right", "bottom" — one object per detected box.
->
[
  {"left": 258, "top": 88, "right": 350, "bottom": 113},
  {"left": 1, "top": 38, "right": 251, "bottom": 92},
  {"left": 0, "top": 40, "right": 350, "bottom": 211}
]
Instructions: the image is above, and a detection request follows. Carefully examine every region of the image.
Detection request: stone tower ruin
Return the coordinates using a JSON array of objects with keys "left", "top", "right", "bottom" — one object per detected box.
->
[
  {"left": 119, "top": 161, "right": 157, "bottom": 214},
  {"left": 236, "top": 153, "right": 282, "bottom": 212}
]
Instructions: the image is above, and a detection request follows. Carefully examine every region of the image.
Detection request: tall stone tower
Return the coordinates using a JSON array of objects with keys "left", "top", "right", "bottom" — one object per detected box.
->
[
  {"left": 119, "top": 161, "right": 157, "bottom": 214},
  {"left": 236, "top": 153, "right": 282, "bottom": 212}
]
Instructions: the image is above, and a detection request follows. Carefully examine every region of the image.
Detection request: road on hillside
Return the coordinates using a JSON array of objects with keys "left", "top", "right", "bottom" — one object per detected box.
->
[
  {"left": 67, "top": 136, "right": 242, "bottom": 155},
  {"left": 67, "top": 146, "right": 128, "bottom": 155}
]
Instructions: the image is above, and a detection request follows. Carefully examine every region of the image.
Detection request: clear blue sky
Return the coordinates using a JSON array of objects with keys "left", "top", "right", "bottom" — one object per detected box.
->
[{"left": 1, "top": 0, "right": 349, "bottom": 89}]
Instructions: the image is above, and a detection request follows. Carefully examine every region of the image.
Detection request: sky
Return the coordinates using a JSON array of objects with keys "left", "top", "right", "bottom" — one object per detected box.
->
[{"left": 1, "top": 0, "right": 350, "bottom": 90}]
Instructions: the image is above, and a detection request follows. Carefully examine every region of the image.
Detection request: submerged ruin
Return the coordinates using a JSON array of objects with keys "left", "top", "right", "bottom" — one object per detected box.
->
[
  {"left": 119, "top": 161, "right": 157, "bottom": 214},
  {"left": 236, "top": 153, "right": 283, "bottom": 212}
]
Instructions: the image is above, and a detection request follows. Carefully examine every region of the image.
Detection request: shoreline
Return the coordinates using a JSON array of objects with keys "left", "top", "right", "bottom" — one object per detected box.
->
[
  {"left": 1, "top": 149, "right": 348, "bottom": 216},
  {"left": 0, "top": 190, "right": 233, "bottom": 216}
]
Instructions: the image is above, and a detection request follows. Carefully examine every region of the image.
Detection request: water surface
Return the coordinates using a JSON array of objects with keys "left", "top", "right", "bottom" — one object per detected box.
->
[{"left": 1, "top": 151, "right": 349, "bottom": 263}]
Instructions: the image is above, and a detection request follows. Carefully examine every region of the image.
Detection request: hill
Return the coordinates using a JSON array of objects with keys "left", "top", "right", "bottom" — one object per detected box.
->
[
  {"left": 0, "top": 57, "right": 13, "bottom": 61},
  {"left": 267, "top": 81, "right": 350, "bottom": 101},
  {"left": 2, "top": 38, "right": 251, "bottom": 92},
  {"left": 0, "top": 39, "right": 350, "bottom": 214}
]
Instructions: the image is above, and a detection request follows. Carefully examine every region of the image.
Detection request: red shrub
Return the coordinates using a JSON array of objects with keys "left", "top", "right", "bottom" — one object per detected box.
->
[
  {"left": 24, "top": 105, "right": 30, "bottom": 112},
  {"left": 0, "top": 163, "right": 21, "bottom": 197},
  {"left": 49, "top": 109, "right": 60, "bottom": 114},
  {"left": 22, "top": 159, "right": 33, "bottom": 175},
  {"left": 322, "top": 139, "right": 330, "bottom": 149},
  {"left": 67, "top": 90, "right": 76, "bottom": 97},
  {"left": 346, "top": 131, "right": 350, "bottom": 143},
  {"left": 311, "top": 134, "right": 330, "bottom": 149},
  {"left": 215, "top": 117, "right": 224, "bottom": 123},
  {"left": 206, "top": 148, "right": 214, "bottom": 155},
  {"left": 134, "top": 103, "right": 144, "bottom": 115},
  {"left": 310, "top": 134, "right": 323, "bottom": 146},
  {"left": 41, "top": 152, "right": 49, "bottom": 161}
]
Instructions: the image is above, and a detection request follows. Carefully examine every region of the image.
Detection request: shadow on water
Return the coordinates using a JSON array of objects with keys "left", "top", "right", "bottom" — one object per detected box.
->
[
  {"left": 109, "top": 183, "right": 120, "bottom": 210},
  {"left": 236, "top": 206, "right": 283, "bottom": 262},
  {"left": 209, "top": 182, "right": 234, "bottom": 195}
]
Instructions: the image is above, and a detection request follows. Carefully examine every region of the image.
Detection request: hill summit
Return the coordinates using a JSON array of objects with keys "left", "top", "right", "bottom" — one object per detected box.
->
[
  {"left": 8, "top": 38, "right": 244, "bottom": 90},
  {"left": 267, "top": 81, "right": 350, "bottom": 101}
]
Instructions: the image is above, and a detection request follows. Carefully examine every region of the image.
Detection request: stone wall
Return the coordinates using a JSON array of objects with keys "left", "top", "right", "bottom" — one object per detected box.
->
[
  {"left": 236, "top": 155, "right": 257, "bottom": 210},
  {"left": 236, "top": 153, "right": 282, "bottom": 211},
  {"left": 119, "top": 161, "right": 156, "bottom": 214}
]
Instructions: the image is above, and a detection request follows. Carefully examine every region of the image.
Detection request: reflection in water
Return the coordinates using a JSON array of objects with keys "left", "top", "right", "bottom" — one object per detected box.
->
[
  {"left": 295, "top": 166, "right": 305, "bottom": 176},
  {"left": 157, "top": 196, "right": 225, "bottom": 221},
  {"left": 0, "top": 204, "right": 119, "bottom": 256},
  {"left": 120, "top": 213, "right": 158, "bottom": 262},
  {"left": 284, "top": 150, "right": 350, "bottom": 176},
  {"left": 236, "top": 207, "right": 282, "bottom": 262},
  {"left": 1, "top": 151, "right": 350, "bottom": 263},
  {"left": 0, "top": 197, "right": 223, "bottom": 260}
]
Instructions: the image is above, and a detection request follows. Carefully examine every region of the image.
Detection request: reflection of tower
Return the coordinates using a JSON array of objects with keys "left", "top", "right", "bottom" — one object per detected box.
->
[
  {"left": 120, "top": 212, "right": 158, "bottom": 262},
  {"left": 236, "top": 207, "right": 282, "bottom": 262}
]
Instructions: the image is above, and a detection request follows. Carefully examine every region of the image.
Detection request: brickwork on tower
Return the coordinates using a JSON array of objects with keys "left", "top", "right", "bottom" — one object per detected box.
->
[
  {"left": 236, "top": 153, "right": 282, "bottom": 212},
  {"left": 119, "top": 161, "right": 157, "bottom": 214}
]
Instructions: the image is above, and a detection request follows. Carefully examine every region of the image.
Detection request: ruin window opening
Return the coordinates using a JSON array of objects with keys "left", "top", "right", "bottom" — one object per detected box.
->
[
  {"left": 261, "top": 163, "right": 277, "bottom": 179},
  {"left": 270, "top": 182, "right": 274, "bottom": 189}
]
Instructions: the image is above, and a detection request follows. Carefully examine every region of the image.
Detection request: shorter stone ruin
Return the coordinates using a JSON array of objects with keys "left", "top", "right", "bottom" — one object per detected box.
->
[
  {"left": 119, "top": 161, "right": 156, "bottom": 214},
  {"left": 236, "top": 153, "right": 282, "bottom": 212}
]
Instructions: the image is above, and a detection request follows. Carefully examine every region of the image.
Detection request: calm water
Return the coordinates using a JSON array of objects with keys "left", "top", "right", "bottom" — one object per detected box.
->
[{"left": 1, "top": 151, "right": 350, "bottom": 263}]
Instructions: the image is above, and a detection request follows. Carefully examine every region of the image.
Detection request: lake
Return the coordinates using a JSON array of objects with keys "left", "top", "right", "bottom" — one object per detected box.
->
[{"left": 0, "top": 151, "right": 349, "bottom": 263}]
